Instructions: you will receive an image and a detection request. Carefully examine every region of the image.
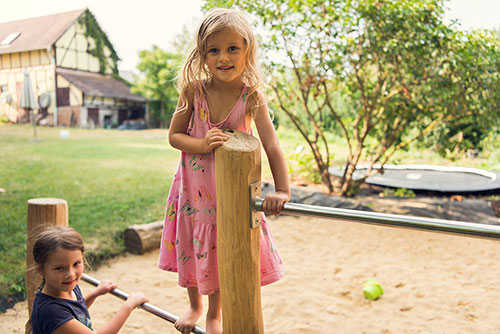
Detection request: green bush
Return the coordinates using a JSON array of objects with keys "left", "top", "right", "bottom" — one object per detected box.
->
[
  {"left": 286, "top": 147, "right": 321, "bottom": 184},
  {"left": 0, "top": 116, "right": 10, "bottom": 124},
  {"left": 481, "top": 130, "right": 500, "bottom": 171},
  {"left": 384, "top": 188, "right": 416, "bottom": 198}
]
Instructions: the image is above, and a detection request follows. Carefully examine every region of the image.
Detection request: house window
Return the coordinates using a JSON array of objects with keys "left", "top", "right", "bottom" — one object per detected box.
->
[{"left": 57, "top": 87, "right": 70, "bottom": 107}]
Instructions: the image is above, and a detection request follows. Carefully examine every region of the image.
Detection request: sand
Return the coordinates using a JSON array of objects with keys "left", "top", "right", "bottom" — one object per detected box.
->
[{"left": 2, "top": 214, "right": 500, "bottom": 333}]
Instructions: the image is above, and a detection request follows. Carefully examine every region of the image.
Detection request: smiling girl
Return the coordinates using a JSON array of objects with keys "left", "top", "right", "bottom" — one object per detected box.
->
[
  {"left": 26, "top": 226, "right": 148, "bottom": 334},
  {"left": 158, "top": 7, "right": 290, "bottom": 334}
]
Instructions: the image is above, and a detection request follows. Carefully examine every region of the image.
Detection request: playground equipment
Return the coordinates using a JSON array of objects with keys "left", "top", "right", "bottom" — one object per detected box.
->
[
  {"left": 26, "top": 198, "right": 68, "bottom": 315},
  {"left": 26, "top": 129, "right": 500, "bottom": 333},
  {"left": 329, "top": 164, "right": 500, "bottom": 193},
  {"left": 81, "top": 274, "right": 206, "bottom": 334},
  {"left": 252, "top": 198, "right": 500, "bottom": 239},
  {"left": 215, "top": 130, "right": 500, "bottom": 333},
  {"left": 25, "top": 198, "right": 206, "bottom": 334}
]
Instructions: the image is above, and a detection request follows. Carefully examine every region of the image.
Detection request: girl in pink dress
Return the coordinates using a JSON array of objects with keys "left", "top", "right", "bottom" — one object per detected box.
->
[{"left": 158, "top": 8, "right": 290, "bottom": 334}]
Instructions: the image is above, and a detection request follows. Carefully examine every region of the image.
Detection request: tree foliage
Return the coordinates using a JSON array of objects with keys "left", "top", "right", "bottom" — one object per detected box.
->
[
  {"left": 204, "top": 0, "right": 500, "bottom": 194},
  {"left": 421, "top": 29, "right": 500, "bottom": 155},
  {"left": 132, "top": 46, "right": 182, "bottom": 127}
]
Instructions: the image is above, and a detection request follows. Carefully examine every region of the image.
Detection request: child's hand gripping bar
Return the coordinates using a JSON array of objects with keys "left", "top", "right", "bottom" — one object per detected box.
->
[{"left": 81, "top": 273, "right": 206, "bottom": 334}]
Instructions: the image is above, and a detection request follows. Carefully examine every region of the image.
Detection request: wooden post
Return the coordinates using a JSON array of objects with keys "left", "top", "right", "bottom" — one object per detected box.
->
[
  {"left": 26, "top": 198, "right": 68, "bottom": 315},
  {"left": 215, "top": 129, "right": 264, "bottom": 333}
]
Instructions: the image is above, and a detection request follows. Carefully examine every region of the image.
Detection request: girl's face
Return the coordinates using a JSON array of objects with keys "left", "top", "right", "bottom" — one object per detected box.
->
[
  {"left": 205, "top": 28, "right": 246, "bottom": 85},
  {"left": 41, "top": 248, "right": 84, "bottom": 299}
]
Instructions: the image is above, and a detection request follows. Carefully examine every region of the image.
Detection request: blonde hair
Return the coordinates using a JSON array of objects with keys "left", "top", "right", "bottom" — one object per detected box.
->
[
  {"left": 25, "top": 226, "right": 85, "bottom": 334},
  {"left": 178, "top": 8, "right": 264, "bottom": 115}
]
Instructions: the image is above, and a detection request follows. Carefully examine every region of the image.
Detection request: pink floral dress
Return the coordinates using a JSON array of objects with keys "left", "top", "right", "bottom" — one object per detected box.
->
[{"left": 158, "top": 86, "right": 285, "bottom": 295}]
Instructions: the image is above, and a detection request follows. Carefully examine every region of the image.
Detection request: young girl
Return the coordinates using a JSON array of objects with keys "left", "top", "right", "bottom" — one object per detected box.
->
[
  {"left": 158, "top": 7, "right": 290, "bottom": 334},
  {"left": 26, "top": 226, "right": 148, "bottom": 334}
]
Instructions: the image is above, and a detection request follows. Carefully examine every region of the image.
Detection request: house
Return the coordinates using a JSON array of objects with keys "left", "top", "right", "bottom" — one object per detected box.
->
[{"left": 0, "top": 8, "right": 147, "bottom": 128}]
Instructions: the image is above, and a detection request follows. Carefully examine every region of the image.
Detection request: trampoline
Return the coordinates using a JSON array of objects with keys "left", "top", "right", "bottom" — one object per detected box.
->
[{"left": 328, "top": 164, "right": 500, "bottom": 193}]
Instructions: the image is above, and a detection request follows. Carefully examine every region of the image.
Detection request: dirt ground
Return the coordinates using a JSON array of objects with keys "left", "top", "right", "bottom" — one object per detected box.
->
[{"left": 3, "top": 205, "right": 500, "bottom": 333}]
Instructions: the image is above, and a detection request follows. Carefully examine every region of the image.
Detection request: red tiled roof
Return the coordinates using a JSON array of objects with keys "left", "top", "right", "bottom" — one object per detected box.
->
[
  {"left": 56, "top": 68, "right": 146, "bottom": 102},
  {"left": 0, "top": 9, "right": 86, "bottom": 55}
]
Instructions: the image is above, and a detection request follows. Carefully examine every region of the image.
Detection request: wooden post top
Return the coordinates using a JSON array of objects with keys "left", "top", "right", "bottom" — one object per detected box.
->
[
  {"left": 27, "top": 198, "right": 67, "bottom": 205},
  {"left": 26, "top": 197, "right": 69, "bottom": 316},
  {"left": 220, "top": 129, "right": 260, "bottom": 152}
]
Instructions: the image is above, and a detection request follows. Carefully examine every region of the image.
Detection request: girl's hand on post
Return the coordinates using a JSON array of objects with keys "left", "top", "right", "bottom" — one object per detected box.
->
[
  {"left": 202, "top": 128, "right": 228, "bottom": 152},
  {"left": 262, "top": 191, "right": 290, "bottom": 216},
  {"left": 125, "top": 292, "right": 149, "bottom": 309},
  {"left": 95, "top": 280, "right": 118, "bottom": 297}
]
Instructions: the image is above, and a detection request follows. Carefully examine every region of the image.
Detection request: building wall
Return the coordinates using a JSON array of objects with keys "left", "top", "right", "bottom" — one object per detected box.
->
[
  {"left": 0, "top": 50, "right": 56, "bottom": 123},
  {"left": 57, "top": 106, "right": 81, "bottom": 127},
  {"left": 56, "top": 75, "right": 83, "bottom": 106},
  {"left": 55, "top": 19, "right": 114, "bottom": 75}
]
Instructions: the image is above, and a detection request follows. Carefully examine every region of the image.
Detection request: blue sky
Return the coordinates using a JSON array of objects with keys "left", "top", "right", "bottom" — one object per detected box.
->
[{"left": 1, "top": 0, "right": 499, "bottom": 71}]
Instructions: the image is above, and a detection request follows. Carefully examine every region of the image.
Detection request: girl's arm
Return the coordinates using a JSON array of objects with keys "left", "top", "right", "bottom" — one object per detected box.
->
[
  {"left": 169, "top": 87, "right": 228, "bottom": 153},
  {"left": 53, "top": 319, "right": 95, "bottom": 334},
  {"left": 252, "top": 91, "right": 291, "bottom": 215},
  {"left": 53, "top": 292, "right": 148, "bottom": 334},
  {"left": 85, "top": 280, "right": 117, "bottom": 309}
]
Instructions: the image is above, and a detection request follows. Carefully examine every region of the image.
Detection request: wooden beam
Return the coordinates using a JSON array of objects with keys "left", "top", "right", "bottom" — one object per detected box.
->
[
  {"left": 26, "top": 198, "right": 68, "bottom": 315},
  {"left": 214, "top": 129, "right": 264, "bottom": 333}
]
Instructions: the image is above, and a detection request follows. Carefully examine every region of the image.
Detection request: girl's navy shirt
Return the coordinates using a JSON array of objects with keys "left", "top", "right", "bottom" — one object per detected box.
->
[{"left": 31, "top": 284, "right": 93, "bottom": 333}]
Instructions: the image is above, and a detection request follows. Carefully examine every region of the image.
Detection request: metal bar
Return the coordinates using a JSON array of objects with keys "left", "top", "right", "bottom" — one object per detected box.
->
[
  {"left": 81, "top": 273, "right": 206, "bottom": 334},
  {"left": 253, "top": 198, "right": 500, "bottom": 240}
]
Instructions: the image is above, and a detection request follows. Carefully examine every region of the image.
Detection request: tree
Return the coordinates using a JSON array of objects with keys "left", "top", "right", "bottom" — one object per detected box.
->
[
  {"left": 420, "top": 29, "right": 500, "bottom": 155},
  {"left": 204, "top": 0, "right": 500, "bottom": 195},
  {"left": 132, "top": 46, "right": 182, "bottom": 128}
]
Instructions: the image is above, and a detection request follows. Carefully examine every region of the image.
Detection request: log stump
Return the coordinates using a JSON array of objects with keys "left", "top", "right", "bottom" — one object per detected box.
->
[{"left": 124, "top": 221, "right": 164, "bottom": 254}]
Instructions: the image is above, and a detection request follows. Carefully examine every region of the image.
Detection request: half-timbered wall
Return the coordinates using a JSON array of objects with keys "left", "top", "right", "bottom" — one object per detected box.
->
[
  {"left": 0, "top": 10, "right": 143, "bottom": 127},
  {"left": 0, "top": 50, "right": 56, "bottom": 122},
  {"left": 55, "top": 20, "right": 113, "bottom": 74},
  {"left": 56, "top": 75, "right": 83, "bottom": 106}
]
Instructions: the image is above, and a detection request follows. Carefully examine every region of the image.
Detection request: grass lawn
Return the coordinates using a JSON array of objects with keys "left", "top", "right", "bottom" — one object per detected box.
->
[{"left": 0, "top": 125, "right": 179, "bottom": 298}]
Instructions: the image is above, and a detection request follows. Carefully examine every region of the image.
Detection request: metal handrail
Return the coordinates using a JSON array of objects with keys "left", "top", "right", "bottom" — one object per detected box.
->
[
  {"left": 253, "top": 198, "right": 500, "bottom": 240},
  {"left": 81, "top": 273, "right": 206, "bottom": 334}
]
